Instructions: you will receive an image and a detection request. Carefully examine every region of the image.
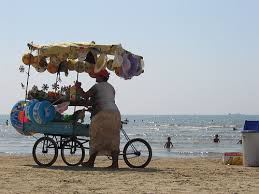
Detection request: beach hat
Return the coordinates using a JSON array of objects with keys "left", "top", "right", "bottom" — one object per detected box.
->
[
  {"left": 49, "top": 56, "right": 61, "bottom": 67},
  {"left": 121, "top": 54, "right": 131, "bottom": 79},
  {"left": 84, "top": 50, "right": 97, "bottom": 64},
  {"left": 127, "top": 54, "right": 139, "bottom": 77},
  {"left": 94, "top": 54, "right": 107, "bottom": 73},
  {"left": 114, "top": 67, "right": 122, "bottom": 77},
  {"left": 75, "top": 61, "right": 85, "bottom": 73},
  {"left": 84, "top": 62, "right": 94, "bottom": 73},
  {"left": 67, "top": 59, "right": 76, "bottom": 71},
  {"left": 112, "top": 53, "right": 123, "bottom": 68},
  {"left": 22, "top": 53, "right": 34, "bottom": 65}
]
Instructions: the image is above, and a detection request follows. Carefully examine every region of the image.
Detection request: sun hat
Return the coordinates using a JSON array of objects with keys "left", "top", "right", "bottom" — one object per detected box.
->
[{"left": 94, "top": 53, "right": 107, "bottom": 73}]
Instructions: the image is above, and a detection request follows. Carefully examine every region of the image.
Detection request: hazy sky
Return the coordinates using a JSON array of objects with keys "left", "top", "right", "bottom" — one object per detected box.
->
[{"left": 0, "top": 0, "right": 259, "bottom": 115}]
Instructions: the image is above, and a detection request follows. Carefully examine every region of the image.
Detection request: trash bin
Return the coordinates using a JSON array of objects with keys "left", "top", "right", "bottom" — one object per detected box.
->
[{"left": 242, "top": 121, "right": 259, "bottom": 167}]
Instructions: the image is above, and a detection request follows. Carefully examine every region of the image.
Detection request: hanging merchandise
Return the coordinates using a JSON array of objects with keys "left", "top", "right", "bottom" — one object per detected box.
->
[
  {"left": 67, "top": 59, "right": 76, "bottom": 71},
  {"left": 94, "top": 53, "right": 107, "bottom": 73},
  {"left": 106, "top": 59, "right": 114, "bottom": 71},
  {"left": 135, "top": 58, "right": 145, "bottom": 76},
  {"left": 112, "top": 52, "right": 123, "bottom": 68},
  {"left": 58, "top": 61, "right": 69, "bottom": 76},
  {"left": 22, "top": 53, "right": 34, "bottom": 65},
  {"left": 121, "top": 54, "right": 131, "bottom": 79},
  {"left": 127, "top": 54, "right": 140, "bottom": 78},
  {"left": 47, "top": 63, "right": 59, "bottom": 74},
  {"left": 84, "top": 62, "right": 94, "bottom": 73},
  {"left": 75, "top": 61, "right": 85, "bottom": 73},
  {"left": 114, "top": 66, "right": 123, "bottom": 77},
  {"left": 85, "top": 50, "right": 97, "bottom": 65}
]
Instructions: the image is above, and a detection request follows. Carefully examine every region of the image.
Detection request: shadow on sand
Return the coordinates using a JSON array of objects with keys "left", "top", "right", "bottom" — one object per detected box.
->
[{"left": 24, "top": 164, "right": 161, "bottom": 173}]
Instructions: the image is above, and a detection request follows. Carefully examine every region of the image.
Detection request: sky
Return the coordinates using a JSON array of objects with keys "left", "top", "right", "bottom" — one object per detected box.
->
[{"left": 0, "top": 0, "right": 259, "bottom": 115}]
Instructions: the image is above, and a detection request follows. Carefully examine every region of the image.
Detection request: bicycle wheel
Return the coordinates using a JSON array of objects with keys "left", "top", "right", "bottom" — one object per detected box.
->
[
  {"left": 123, "top": 138, "right": 152, "bottom": 168},
  {"left": 61, "top": 139, "right": 85, "bottom": 166},
  {"left": 32, "top": 136, "right": 58, "bottom": 167}
]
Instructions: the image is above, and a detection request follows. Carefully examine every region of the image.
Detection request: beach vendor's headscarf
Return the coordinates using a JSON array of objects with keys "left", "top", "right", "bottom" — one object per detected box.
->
[{"left": 94, "top": 69, "right": 110, "bottom": 78}]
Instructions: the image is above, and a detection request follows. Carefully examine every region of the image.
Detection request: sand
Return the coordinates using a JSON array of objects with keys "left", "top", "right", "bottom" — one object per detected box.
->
[{"left": 1, "top": 155, "right": 259, "bottom": 194}]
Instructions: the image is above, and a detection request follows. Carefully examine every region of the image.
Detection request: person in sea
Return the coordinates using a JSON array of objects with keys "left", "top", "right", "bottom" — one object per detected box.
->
[
  {"left": 213, "top": 134, "right": 220, "bottom": 143},
  {"left": 5, "top": 120, "right": 9, "bottom": 126},
  {"left": 164, "top": 137, "right": 173, "bottom": 149},
  {"left": 82, "top": 69, "right": 121, "bottom": 169}
]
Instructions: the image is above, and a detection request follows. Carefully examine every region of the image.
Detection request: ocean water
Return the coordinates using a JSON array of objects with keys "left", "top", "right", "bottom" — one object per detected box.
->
[{"left": 1, "top": 114, "right": 258, "bottom": 157}]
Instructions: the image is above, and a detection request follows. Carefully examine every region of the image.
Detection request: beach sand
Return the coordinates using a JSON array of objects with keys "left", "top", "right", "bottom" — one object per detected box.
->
[{"left": 1, "top": 155, "right": 259, "bottom": 194}]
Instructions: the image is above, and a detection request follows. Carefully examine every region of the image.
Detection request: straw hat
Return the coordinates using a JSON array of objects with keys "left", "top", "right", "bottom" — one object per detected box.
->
[
  {"left": 22, "top": 53, "right": 34, "bottom": 65},
  {"left": 94, "top": 54, "right": 107, "bottom": 73}
]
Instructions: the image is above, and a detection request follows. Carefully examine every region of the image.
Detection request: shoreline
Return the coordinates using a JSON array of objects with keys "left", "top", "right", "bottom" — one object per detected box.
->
[{"left": 1, "top": 155, "right": 259, "bottom": 193}]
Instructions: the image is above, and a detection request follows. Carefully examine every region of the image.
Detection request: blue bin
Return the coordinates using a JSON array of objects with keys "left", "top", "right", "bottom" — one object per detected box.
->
[{"left": 243, "top": 120, "right": 259, "bottom": 133}]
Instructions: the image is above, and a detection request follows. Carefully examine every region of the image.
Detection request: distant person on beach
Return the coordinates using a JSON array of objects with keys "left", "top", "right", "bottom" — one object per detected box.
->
[
  {"left": 213, "top": 134, "right": 220, "bottom": 143},
  {"left": 164, "top": 137, "right": 173, "bottom": 149},
  {"left": 5, "top": 120, "right": 9, "bottom": 126}
]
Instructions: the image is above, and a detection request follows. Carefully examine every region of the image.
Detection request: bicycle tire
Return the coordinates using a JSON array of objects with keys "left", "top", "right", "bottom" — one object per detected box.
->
[
  {"left": 123, "top": 138, "right": 152, "bottom": 168},
  {"left": 61, "top": 139, "right": 85, "bottom": 166},
  {"left": 32, "top": 136, "right": 58, "bottom": 167}
]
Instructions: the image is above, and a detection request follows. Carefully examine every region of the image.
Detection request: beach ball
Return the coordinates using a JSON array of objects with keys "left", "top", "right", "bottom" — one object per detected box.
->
[
  {"left": 33, "top": 101, "right": 56, "bottom": 125},
  {"left": 10, "top": 100, "right": 32, "bottom": 136},
  {"left": 22, "top": 53, "right": 34, "bottom": 65},
  {"left": 18, "top": 111, "right": 29, "bottom": 123},
  {"left": 67, "top": 59, "right": 76, "bottom": 71},
  {"left": 25, "top": 99, "right": 39, "bottom": 123}
]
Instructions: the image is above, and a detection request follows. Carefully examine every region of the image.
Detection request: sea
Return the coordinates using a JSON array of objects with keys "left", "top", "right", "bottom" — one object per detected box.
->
[{"left": 1, "top": 114, "right": 258, "bottom": 158}]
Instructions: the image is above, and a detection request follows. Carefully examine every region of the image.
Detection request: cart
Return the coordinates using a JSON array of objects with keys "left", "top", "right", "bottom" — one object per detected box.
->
[{"left": 11, "top": 42, "right": 151, "bottom": 168}]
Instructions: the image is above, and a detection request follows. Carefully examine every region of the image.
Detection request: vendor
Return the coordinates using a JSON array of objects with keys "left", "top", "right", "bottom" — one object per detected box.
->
[{"left": 82, "top": 69, "right": 121, "bottom": 169}]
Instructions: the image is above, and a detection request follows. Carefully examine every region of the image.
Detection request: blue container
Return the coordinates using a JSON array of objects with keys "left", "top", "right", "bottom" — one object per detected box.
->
[{"left": 243, "top": 120, "right": 259, "bottom": 133}]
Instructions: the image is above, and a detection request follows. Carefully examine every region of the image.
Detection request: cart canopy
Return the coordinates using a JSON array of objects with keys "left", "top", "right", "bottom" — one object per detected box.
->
[{"left": 22, "top": 42, "right": 144, "bottom": 80}]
